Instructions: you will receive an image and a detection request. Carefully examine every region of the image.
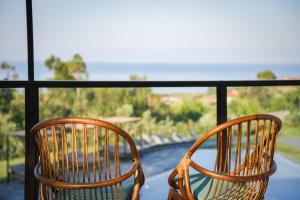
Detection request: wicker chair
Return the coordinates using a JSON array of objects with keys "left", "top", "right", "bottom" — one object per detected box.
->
[
  {"left": 31, "top": 117, "right": 144, "bottom": 200},
  {"left": 168, "top": 114, "right": 282, "bottom": 200}
]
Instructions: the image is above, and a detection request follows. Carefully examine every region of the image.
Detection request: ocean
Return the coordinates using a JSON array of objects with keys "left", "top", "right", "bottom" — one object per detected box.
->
[{"left": 2, "top": 61, "right": 300, "bottom": 93}]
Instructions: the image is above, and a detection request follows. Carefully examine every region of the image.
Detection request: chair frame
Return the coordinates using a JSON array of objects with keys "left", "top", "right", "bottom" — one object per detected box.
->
[
  {"left": 31, "top": 117, "right": 145, "bottom": 200},
  {"left": 168, "top": 114, "right": 282, "bottom": 200}
]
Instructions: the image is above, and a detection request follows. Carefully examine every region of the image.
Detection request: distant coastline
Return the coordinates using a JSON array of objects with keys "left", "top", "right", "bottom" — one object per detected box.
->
[
  {"left": 4, "top": 61, "right": 300, "bottom": 80},
  {"left": 1, "top": 61, "right": 299, "bottom": 93}
]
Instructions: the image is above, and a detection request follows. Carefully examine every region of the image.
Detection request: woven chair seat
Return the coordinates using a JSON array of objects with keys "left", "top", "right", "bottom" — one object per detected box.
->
[
  {"left": 56, "top": 180, "right": 134, "bottom": 200},
  {"left": 174, "top": 173, "right": 256, "bottom": 199}
]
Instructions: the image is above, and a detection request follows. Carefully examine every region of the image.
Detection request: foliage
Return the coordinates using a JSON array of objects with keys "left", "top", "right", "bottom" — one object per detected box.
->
[
  {"left": 171, "top": 100, "right": 205, "bottom": 122},
  {"left": 198, "top": 112, "right": 216, "bottom": 133},
  {"left": 270, "top": 95, "right": 286, "bottom": 111},
  {"left": 39, "top": 87, "right": 151, "bottom": 122},
  {"left": 40, "top": 54, "right": 89, "bottom": 119},
  {"left": 207, "top": 87, "right": 216, "bottom": 95},
  {"left": 0, "top": 113, "right": 24, "bottom": 159},
  {"left": 150, "top": 98, "right": 171, "bottom": 121},
  {"left": 0, "top": 62, "right": 24, "bottom": 159},
  {"left": 276, "top": 143, "right": 300, "bottom": 164},
  {"left": 130, "top": 74, "right": 147, "bottom": 81},
  {"left": 135, "top": 110, "right": 157, "bottom": 135},
  {"left": 286, "top": 111, "right": 300, "bottom": 127},
  {"left": 0, "top": 114, "right": 15, "bottom": 137},
  {"left": 1, "top": 58, "right": 300, "bottom": 163},
  {"left": 128, "top": 88, "right": 151, "bottom": 116},
  {"left": 39, "top": 88, "right": 76, "bottom": 119},
  {"left": 0, "top": 157, "right": 24, "bottom": 183},
  {"left": 10, "top": 91, "right": 25, "bottom": 130},
  {"left": 228, "top": 97, "right": 264, "bottom": 117},
  {"left": 278, "top": 87, "right": 300, "bottom": 130},
  {"left": 228, "top": 86, "right": 300, "bottom": 129},
  {"left": 0, "top": 62, "right": 18, "bottom": 80},
  {"left": 45, "top": 54, "right": 88, "bottom": 80},
  {"left": 282, "top": 87, "right": 300, "bottom": 111},
  {"left": 0, "top": 88, "right": 14, "bottom": 113},
  {"left": 256, "top": 70, "right": 276, "bottom": 80},
  {"left": 116, "top": 104, "right": 133, "bottom": 117}
]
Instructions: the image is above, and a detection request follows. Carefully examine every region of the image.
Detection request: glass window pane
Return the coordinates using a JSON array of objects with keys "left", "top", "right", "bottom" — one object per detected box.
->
[
  {"left": 33, "top": 1, "right": 300, "bottom": 81},
  {"left": 228, "top": 86, "right": 300, "bottom": 199},
  {"left": 0, "top": 1, "right": 27, "bottom": 80},
  {"left": 225, "top": 86, "right": 300, "bottom": 199},
  {"left": 228, "top": 86, "right": 300, "bottom": 161},
  {"left": 0, "top": 88, "right": 25, "bottom": 199},
  {"left": 39, "top": 87, "right": 216, "bottom": 176}
]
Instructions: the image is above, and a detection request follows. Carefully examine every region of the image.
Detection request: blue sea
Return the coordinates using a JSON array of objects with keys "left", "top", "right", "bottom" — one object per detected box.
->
[{"left": 2, "top": 61, "right": 300, "bottom": 93}]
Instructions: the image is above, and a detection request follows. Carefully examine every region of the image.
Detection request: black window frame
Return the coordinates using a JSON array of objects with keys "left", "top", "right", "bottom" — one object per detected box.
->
[{"left": 0, "top": 1, "right": 299, "bottom": 199}]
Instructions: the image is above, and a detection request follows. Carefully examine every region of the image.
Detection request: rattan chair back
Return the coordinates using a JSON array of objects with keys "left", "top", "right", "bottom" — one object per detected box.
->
[
  {"left": 168, "top": 114, "right": 282, "bottom": 200},
  {"left": 31, "top": 117, "right": 144, "bottom": 200}
]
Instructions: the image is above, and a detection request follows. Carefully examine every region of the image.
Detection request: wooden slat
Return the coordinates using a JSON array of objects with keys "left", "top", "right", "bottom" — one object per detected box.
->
[{"left": 104, "top": 128, "right": 108, "bottom": 199}]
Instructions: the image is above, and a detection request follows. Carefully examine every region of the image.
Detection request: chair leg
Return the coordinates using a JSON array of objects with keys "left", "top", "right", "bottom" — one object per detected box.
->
[
  {"left": 168, "top": 188, "right": 184, "bottom": 200},
  {"left": 168, "top": 188, "right": 176, "bottom": 200}
]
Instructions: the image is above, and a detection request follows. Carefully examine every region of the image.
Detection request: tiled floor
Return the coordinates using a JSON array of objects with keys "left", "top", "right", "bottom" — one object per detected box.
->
[
  {"left": 1, "top": 147, "right": 300, "bottom": 200},
  {"left": 141, "top": 150, "right": 300, "bottom": 200},
  {"left": 0, "top": 142, "right": 193, "bottom": 200},
  {"left": 0, "top": 180, "right": 24, "bottom": 200}
]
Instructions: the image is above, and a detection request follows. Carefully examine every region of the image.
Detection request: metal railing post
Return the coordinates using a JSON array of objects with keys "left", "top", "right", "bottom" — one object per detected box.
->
[
  {"left": 25, "top": 87, "right": 39, "bottom": 200},
  {"left": 25, "top": 0, "right": 39, "bottom": 199},
  {"left": 217, "top": 82, "right": 227, "bottom": 171},
  {"left": 6, "top": 133, "right": 10, "bottom": 183}
]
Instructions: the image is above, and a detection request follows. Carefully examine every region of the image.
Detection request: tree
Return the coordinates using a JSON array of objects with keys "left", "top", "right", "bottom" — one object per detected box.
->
[
  {"left": 45, "top": 54, "right": 88, "bottom": 80},
  {"left": 116, "top": 104, "right": 133, "bottom": 117},
  {"left": 128, "top": 74, "right": 151, "bottom": 116},
  {"left": 40, "top": 54, "right": 89, "bottom": 119},
  {"left": 139, "top": 110, "right": 156, "bottom": 135},
  {"left": 0, "top": 63, "right": 24, "bottom": 159},
  {"left": 172, "top": 100, "right": 205, "bottom": 122},
  {"left": 228, "top": 97, "right": 264, "bottom": 117},
  {"left": 129, "top": 74, "right": 147, "bottom": 81},
  {"left": 0, "top": 88, "right": 14, "bottom": 113},
  {"left": 1, "top": 62, "right": 18, "bottom": 80},
  {"left": 284, "top": 87, "right": 300, "bottom": 111},
  {"left": 0, "top": 63, "right": 23, "bottom": 129},
  {"left": 257, "top": 70, "right": 276, "bottom": 80}
]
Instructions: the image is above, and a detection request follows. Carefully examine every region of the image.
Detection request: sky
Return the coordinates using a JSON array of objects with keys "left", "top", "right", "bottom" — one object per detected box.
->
[{"left": 0, "top": 0, "right": 300, "bottom": 64}]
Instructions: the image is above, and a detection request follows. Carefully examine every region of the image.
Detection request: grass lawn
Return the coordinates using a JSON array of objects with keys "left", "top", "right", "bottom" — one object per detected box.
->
[
  {"left": 276, "top": 124, "right": 300, "bottom": 164},
  {"left": 0, "top": 157, "right": 24, "bottom": 183},
  {"left": 276, "top": 142, "right": 300, "bottom": 164},
  {"left": 279, "top": 126, "right": 300, "bottom": 137}
]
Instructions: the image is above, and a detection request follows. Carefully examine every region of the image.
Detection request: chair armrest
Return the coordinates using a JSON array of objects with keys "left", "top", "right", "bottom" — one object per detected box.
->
[
  {"left": 169, "top": 159, "right": 277, "bottom": 190},
  {"left": 189, "top": 160, "right": 277, "bottom": 182},
  {"left": 168, "top": 168, "right": 179, "bottom": 189},
  {"left": 34, "top": 160, "right": 141, "bottom": 189}
]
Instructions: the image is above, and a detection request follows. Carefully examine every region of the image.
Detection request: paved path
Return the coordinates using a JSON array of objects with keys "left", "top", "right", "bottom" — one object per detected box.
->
[{"left": 278, "top": 136, "right": 300, "bottom": 150}]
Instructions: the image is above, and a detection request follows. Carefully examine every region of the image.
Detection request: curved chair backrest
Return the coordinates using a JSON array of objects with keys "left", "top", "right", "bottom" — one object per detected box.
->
[
  {"left": 31, "top": 117, "right": 144, "bottom": 200},
  {"left": 169, "top": 114, "right": 282, "bottom": 200}
]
